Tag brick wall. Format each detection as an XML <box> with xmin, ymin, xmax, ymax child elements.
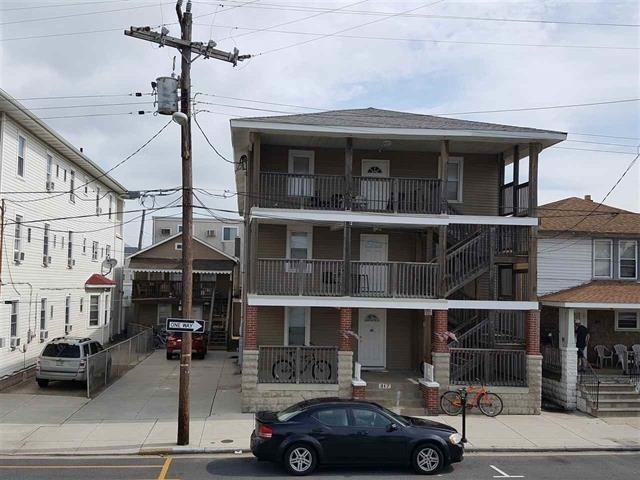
<box><xmin>526</xmin><ymin>310</ymin><xmax>541</xmax><ymax>355</ymax></box>
<box><xmin>432</xmin><ymin>310</ymin><xmax>448</xmax><ymax>353</ymax></box>
<box><xmin>245</xmin><ymin>305</ymin><xmax>258</xmax><ymax>350</ymax></box>
<box><xmin>339</xmin><ymin>308</ymin><xmax>353</xmax><ymax>351</ymax></box>
<box><xmin>586</xmin><ymin>309</ymin><xmax>640</xmax><ymax>363</ymax></box>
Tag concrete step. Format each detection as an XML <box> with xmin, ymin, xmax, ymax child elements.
<box><xmin>597</xmin><ymin>392</ymin><xmax>640</xmax><ymax>401</ymax></box>
<box><xmin>592</xmin><ymin>399</ymin><xmax>640</xmax><ymax>409</ymax></box>
<box><xmin>582</xmin><ymin>383</ymin><xmax>638</xmax><ymax>392</ymax></box>
<box><xmin>593</xmin><ymin>407</ymin><xmax>640</xmax><ymax>417</ymax></box>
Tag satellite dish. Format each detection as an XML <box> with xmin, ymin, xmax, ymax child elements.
<box><xmin>101</xmin><ymin>257</ymin><xmax>118</xmax><ymax>275</ymax></box>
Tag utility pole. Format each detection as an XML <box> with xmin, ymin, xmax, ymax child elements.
<box><xmin>137</xmin><ymin>209</ymin><xmax>146</xmax><ymax>250</ymax></box>
<box><xmin>125</xmin><ymin>0</ymin><xmax>249</xmax><ymax>446</ymax></box>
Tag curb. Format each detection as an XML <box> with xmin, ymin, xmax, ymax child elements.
<box><xmin>465</xmin><ymin>446</ymin><xmax>640</xmax><ymax>453</ymax></box>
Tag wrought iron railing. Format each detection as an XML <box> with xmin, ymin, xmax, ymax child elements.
<box><xmin>542</xmin><ymin>345</ymin><xmax>562</xmax><ymax>377</ymax></box>
<box><xmin>578</xmin><ymin>361</ymin><xmax>600</xmax><ymax>411</ymax></box>
<box><xmin>449</xmin><ymin>311</ymin><xmax>526</xmax><ymax>349</ymax></box>
<box><xmin>352</xmin><ymin>176</ymin><xmax>442</xmax><ymax>214</ymax></box>
<box><xmin>259</xmin><ymin>172</ymin><xmax>346</xmax><ymax>210</ymax></box>
<box><xmin>450</xmin><ymin>348</ymin><xmax>527</xmax><ymax>387</ymax></box>
<box><xmin>257</xmin><ymin>346</ymin><xmax>338</xmax><ymax>384</ymax></box>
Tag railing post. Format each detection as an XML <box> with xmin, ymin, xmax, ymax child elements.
<box><xmin>295</xmin><ymin>347</ymin><xmax>301</xmax><ymax>384</ymax></box>
<box><xmin>393</xmin><ymin>178</ymin><xmax>399</xmax><ymax>213</ymax></box>
<box><xmin>390</xmin><ymin>263</ymin><xmax>397</xmax><ymax>297</ymax></box>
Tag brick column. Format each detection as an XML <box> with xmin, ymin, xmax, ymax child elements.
<box><xmin>338</xmin><ymin>308</ymin><xmax>353</xmax><ymax>351</ymax></box>
<box><xmin>526</xmin><ymin>310</ymin><xmax>540</xmax><ymax>355</ymax></box>
<box><xmin>352</xmin><ymin>382</ymin><xmax>366</xmax><ymax>400</ymax></box>
<box><xmin>419</xmin><ymin>381</ymin><xmax>441</xmax><ymax>415</ymax></box>
<box><xmin>432</xmin><ymin>310</ymin><xmax>448</xmax><ymax>353</ymax></box>
<box><xmin>244</xmin><ymin>305</ymin><xmax>258</xmax><ymax>350</ymax></box>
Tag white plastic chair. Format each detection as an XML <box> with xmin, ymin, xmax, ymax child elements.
<box><xmin>613</xmin><ymin>344</ymin><xmax>629</xmax><ymax>372</ymax></box>
<box><xmin>594</xmin><ymin>345</ymin><xmax>613</xmax><ymax>368</ymax></box>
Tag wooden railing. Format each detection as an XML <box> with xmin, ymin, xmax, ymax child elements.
<box><xmin>450</xmin><ymin>311</ymin><xmax>526</xmax><ymax>349</ymax></box>
<box><xmin>500</xmin><ymin>181</ymin><xmax>531</xmax><ymax>217</ymax></box>
<box><xmin>255</xmin><ymin>259</ymin><xmax>439</xmax><ymax>298</ymax></box>
<box><xmin>445</xmin><ymin>228</ymin><xmax>491</xmax><ymax>295</ymax></box>
<box><xmin>258</xmin><ymin>172</ymin><xmax>443</xmax><ymax>214</ymax></box>
<box><xmin>496</xmin><ymin>225</ymin><xmax>529</xmax><ymax>256</ymax></box>
<box><xmin>542</xmin><ymin>345</ymin><xmax>562</xmax><ymax>377</ymax></box>
<box><xmin>257</xmin><ymin>346</ymin><xmax>338</xmax><ymax>384</ymax></box>
<box><xmin>132</xmin><ymin>280</ymin><xmax>215</xmax><ymax>300</ymax></box>
<box><xmin>450</xmin><ymin>348</ymin><xmax>527</xmax><ymax>387</ymax></box>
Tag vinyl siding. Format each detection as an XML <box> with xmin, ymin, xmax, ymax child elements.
<box><xmin>257</xmin><ymin>306</ymin><xmax>284</xmax><ymax>346</ymax></box>
<box><xmin>538</xmin><ymin>236</ymin><xmax>592</xmax><ymax>295</ymax></box>
<box><xmin>152</xmin><ymin>217</ymin><xmax>243</xmax><ymax>256</ymax></box>
<box><xmin>0</xmin><ymin>115</ymin><xmax>125</xmax><ymax>376</ymax></box>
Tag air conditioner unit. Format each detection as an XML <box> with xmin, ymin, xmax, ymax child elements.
<box><xmin>10</xmin><ymin>337</ymin><xmax>21</xmax><ymax>349</ymax></box>
<box><xmin>206</xmin><ymin>229</ymin><xmax>216</xmax><ymax>237</ymax></box>
<box><xmin>46</xmin><ymin>181</ymin><xmax>55</xmax><ymax>191</ymax></box>
<box><xmin>0</xmin><ymin>338</ymin><xmax>5</xmax><ymax>348</ymax></box>
<box><xmin>43</xmin><ymin>255</ymin><xmax>49</xmax><ymax>266</ymax></box>
<box><xmin>40</xmin><ymin>330</ymin><xmax>49</xmax><ymax>342</ymax></box>
<box><xmin>65</xmin><ymin>325</ymin><xmax>73</xmax><ymax>335</ymax></box>
<box><xmin>67</xmin><ymin>258</ymin><xmax>75</xmax><ymax>268</ymax></box>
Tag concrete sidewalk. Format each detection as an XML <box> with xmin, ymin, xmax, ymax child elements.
<box><xmin>1</xmin><ymin>350</ymin><xmax>639</xmax><ymax>455</ymax></box>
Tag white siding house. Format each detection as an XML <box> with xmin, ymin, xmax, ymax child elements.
<box><xmin>0</xmin><ymin>90</ymin><xmax>127</xmax><ymax>377</ymax></box>
<box><xmin>538</xmin><ymin>236</ymin><xmax>592</xmax><ymax>295</ymax></box>
<box><xmin>152</xmin><ymin>216</ymin><xmax>242</xmax><ymax>257</ymax></box>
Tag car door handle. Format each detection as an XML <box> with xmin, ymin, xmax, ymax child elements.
<box><xmin>311</xmin><ymin>428</ymin><xmax>328</xmax><ymax>434</ymax></box>
<box><xmin>356</xmin><ymin>430</ymin><xmax>369</xmax><ymax>436</ymax></box>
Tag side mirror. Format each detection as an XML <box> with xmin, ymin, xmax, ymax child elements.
<box><xmin>387</xmin><ymin>423</ymin><xmax>398</xmax><ymax>432</ymax></box>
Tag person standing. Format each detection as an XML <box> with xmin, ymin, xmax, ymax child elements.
<box><xmin>575</xmin><ymin>320</ymin><xmax>590</xmax><ymax>371</ymax></box>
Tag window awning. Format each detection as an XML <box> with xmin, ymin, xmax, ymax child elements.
<box><xmin>85</xmin><ymin>273</ymin><xmax>116</xmax><ymax>289</ymax></box>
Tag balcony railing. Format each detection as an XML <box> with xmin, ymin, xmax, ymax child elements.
<box><xmin>259</xmin><ymin>172</ymin><xmax>443</xmax><ymax>214</ymax></box>
<box><xmin>255</xmin><ymin>259</ymin><xmax>439</xmax><ymax>298</ymax></box>
<box><xmin>258</xmin><ymin>346</ymin><xmax>338</xmax><ymax>384</ymax></box>
<box><xmin>132</xmin><ymin>280</ymin><xmax>216</xmax><ymax>300</ymax></box>
<box><xmin>450</xmin><ymin>348</ymin><xmax>527</xmax><ymax>387</ymax></box>
<box><xmin>500</xmin><ymin>181</ymin><xmax>530</xmax><ymax>217</ymax></box>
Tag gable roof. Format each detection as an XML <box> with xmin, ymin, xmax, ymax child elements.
<box><xmin>127</xmin><ymin>232</ymin><xmax>238</xmax><ymax>263</ymax></box>
<box><xmin>232</xmin><ymin>107</ymin><xmax>566</xmax><ymax>137</ymax></box>
<box><xmin>540</xmin><ymin>280</ymin><xmax>640</xmax><ymax>308</ymax></box>
<box><xmin>538</xmin><ymin>197</ymin><xmax>640</xmax><ymax>235</ymax></box>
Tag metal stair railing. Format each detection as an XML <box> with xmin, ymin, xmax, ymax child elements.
<box><xmin>445</xmin><ymin>227</ymin><xmax>491</xmax><ymax>296</ymax></box>
<box><xmin>578</xmin><ymin>361</ymin><xmax>601</xmax><ymax>411</ymax></box>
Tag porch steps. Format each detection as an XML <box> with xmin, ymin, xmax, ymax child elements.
<box><xmin>580</xmin><ymin>382</ymin><xmax>640</xmax><ymax>417</ymax></box>
<box><xmin>363</xmin><ymin>378</ymin><xmax>426</xmax><ymax>415</ymax></box>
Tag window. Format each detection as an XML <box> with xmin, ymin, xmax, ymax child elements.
<box><xmin>446</xmin><ymin>157</ymin><xmax>463</xmax><ymax>202</ymax></box>
<box><xmin>104</xmin><ymin>294</ymin><xmax>110</xmax><ymax>325</ymax></box>
<box><xmin>593</xmin><ymin>239</ymin><xmax>613</xmax><ymax>278</ymax></box>
<box><xmin>43</xmin><ymin>223</ymin><xmax>50</xmax><ymax>263</ymax></box>
<box><xmin>10</xmin><ymin>301</ymin><xmax>19</xmax><ymax>337</ymax></box>
<box><xmin>14</xmin><ymin>215</ymin><xmax>22</xmax><ymax>263</ymax></box>
<box><xmin>53</xmin><ymin>235</ymin><xmax>57</xmax><ymax>248</ymax></box>
<box><xmin>69</xmin><ymin>171</ymin><xmax>75</xmax><ymax>203</ymax></box>
<box><xmin>17</xmin><ymin>135</ymin><xmax>25</xmax><ymax>177</ymax></box>
<box><xmin>96</xmin><ymin>187</ymin><xmax>100</xmax><ymax>215</ymax></box>
<box><xmin>615</xmin><ymin>311</ymin><xmax>639</xmax><ymax>331</ymax></box>
<box><xmin>42</xmin><ymin>343</ymin><xmax>79</xmax><ymax>358</ymax></box>
<box><xmin>619</xmin><ymin>240</ymin><xmax>637</xmax><ymax>279</ymax></box>
<box><xmin>105</xmin><ymin>244</ymin><xmax>111</xmax><ymax>258</ymax></box>
<box><xmin>223</xmin><ymin>227</ymin><xmax>239</xmax><ymax>241</ymax></box>
<box><xmin>89</xmin><ymin>295</ymin><xmax>100</xmax><ymax>326</ymax></box>
<box><xmin>100</xmin><ymin>247</ymin><xmax>104</xmax><ymax>259</ymax></box>
<box><xmin>108</xmin><ymin>194</ymin><xmax>113</xmax><ymax>220</ymax></box>
<box><xmin>287</xmin><ymin>150</ymin><xmax>314</xmax><ymax>197</ymax></box>
<box><xmin>498</xmin><ymin>265</ymin><xmax>513</xmax><ymax>300</ymax></box>
<box><xmin>67</xmin><ymin>231</ymin><xmax>73</xmax><ymax>267</ymax></box>
<box><xmin>61</xmin><ymin>236</ymin><xmax>65</xmax><ymax>249</ymax></box>
<box><xmin>285</xmin><ymin>307</ymin><xmax>310</xmax><ymax>346</ymax></box>
<box><xmin>313</xmin><ymin>408</ymin><xmax>349</xmax><ymax>427</ymax></box>
<box><xmin>40</xmin><ymin>299</ymin><xmax>47</xmax><ymax>331</ymax></box>
<box><xmin>286</xmin><ymin>226</ymin><xmax>311</xmax><ymax>272</ymax></box>
<box><xmin>178</xmin><ymin>225</ymin><xmax>183</xmax><ymax>233</ymax></box>
<box><xmin>82</xmin><ymin>237</ymin><xmax>87</xmax><ymax>255</ymax></box>
<box><xmin>79</xmin><ymin>297</ymin><xmax>84</xmax><ymax>313</ymax></box>
<box><xmin>63</xmin><ymin>169</ymin><xmax>67</xmax><ymax>182</ymax></box>
<box><xmin>27</xmin><ymin>228</ymin><xmax>31</xmax><ymax>243</ymax></box>
<box><xmin>65</xmin><ymin>296</ymin><xmax>70</xmax><ymax>327</ymax></box>
<box><xmin>175</xmin><ymin>242</ymin><xmax>182</xmax><ymax>251</ymax></box>
<box><xmin>351</xmin><ymin>408</ymin><xmax>391</xmax><ymax>428</ymax></box>
<box><xmin>92</xmin><ymin>241</ymin><xmax>98</xmax><ymax>261</ymax></box>
<box><xmin>160</xmin><ymin>228</ymin><xmax>171</xmax><ymax>236</ymax></box>
<box><xmin>56</xmin><ymin>164</ymin><xmax>59</xmax><ymax>178</ymax></box>
<box><xmin>84</xmin><ymin>178</ymin><xmax>89</xmax><ymax>195</ymax></box>
<box><xmin>46</xmin><ymin>154</ymin><xmax>53</xmax><ymax>189</ymax></box>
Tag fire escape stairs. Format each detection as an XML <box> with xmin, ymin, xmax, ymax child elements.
<box><xmin>444</xmin><ymin>226</ymin><xmax>492</xmax><ymax>297</ymax></box>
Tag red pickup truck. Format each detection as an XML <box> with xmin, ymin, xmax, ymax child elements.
<box><xmin>166</xmin><ymin>332</ymin><xmax>208</xmax><ymax>360</ymax></box>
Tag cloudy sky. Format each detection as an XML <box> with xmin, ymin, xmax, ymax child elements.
<box><xmin>1</xmin><ymin>0</ymin><xmax>638</xmax><ymax>247</ymax></box>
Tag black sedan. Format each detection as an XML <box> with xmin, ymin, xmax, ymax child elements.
<box><xmin>250</xmin><ymin>398</ymin><xmax>463</xmax><ymax>476</ymax></box>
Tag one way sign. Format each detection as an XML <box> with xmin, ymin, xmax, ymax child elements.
<box><xmin>166</xmin><ymin>318</ymin><xmax>205</xmax><ymax>334</ymax></box>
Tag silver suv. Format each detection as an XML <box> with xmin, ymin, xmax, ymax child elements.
<box><xmin>36</xmin><ymin>337</ymin><xmax>109</xmax><ymax>387</ymax></box>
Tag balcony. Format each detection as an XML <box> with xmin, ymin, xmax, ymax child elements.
<box><xmin>259</xmin><ymin>172</ymin><xmax>443</xmax><ymax>215</ymax></box>
<box><xmin>132</xmin><ymin>280</ymin><xmax>216</xmax><ymax>300</ymax></box>
<box><xmin>256</xmin><ymin>259</ymin><xmax>439</xmax><ymax>298</ymax></box>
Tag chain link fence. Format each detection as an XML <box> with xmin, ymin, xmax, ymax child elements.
<box><xmin>86</xmin><ymin>325</ymin><xmax>154</xmax><ymax>398</ymax></box>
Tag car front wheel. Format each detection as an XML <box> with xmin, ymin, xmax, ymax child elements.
<box><xmin>412</xmin><ymin>444</ymin><xmax>444</xmax><ymax>475</ymax></box>
<box><xmin>284</xmin><ymin>443</ymin><xmax>317</xmax><ymax>476</ymax></box>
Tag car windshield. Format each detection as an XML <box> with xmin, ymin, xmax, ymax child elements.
<box><xmin>277</xmin><ymin>403</ymin><xmax>306</xmax><ymax>422</ymax></box>
<box><xmin>42</xmin><ymin>343</ymin><xmax>81</xmax><ymax>358</ymax></box>
<box><xmin>377</xmin><ymin>405</ymin><xmax>410</xmax><ymax>426</ymax></box>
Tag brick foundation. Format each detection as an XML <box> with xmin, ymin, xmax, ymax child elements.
<box><xmin>352</xmin><ymin>384</ymin><xmax>366</xmax><ymax>400</ymax></box>
<box><xmin>420</xmin><ymin>381</ymin><xmax>440</xmax><ymax>415</ymax></box>
<box><xmin>245</xmin><ymin>305</ymin><xmax>258</xmax><ymax>350</ymax></box>
<box><xmin>339</xmin><ymin>308</ymin><xmax>353</xmax><ymax>351</ymax></box>
<box><xmin>432</xmin><ymin>310</ymin><xmax>448</xmax><ymax>353</ymax></box>
<box><xmin>526</xmin><ymin>310</ymin><xmax>540</xmax><ymax>355</ymax></box>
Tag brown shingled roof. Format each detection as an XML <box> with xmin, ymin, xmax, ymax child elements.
<box><xmin>540</xmin><ymin>281</ymin><xmax>640</xmax><ymax>304</ymax></box>
<box><xmin>538</xmin><ymin>196</ymin><xmax>640</xmax><ymax>235</ymax></box>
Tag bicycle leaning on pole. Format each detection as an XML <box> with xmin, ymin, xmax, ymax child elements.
<box><xmin>440</xmin><ymin>384</ymin><xmax>504</xmax><ymax>417</ymax></box>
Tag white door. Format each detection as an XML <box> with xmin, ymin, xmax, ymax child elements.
<box><xmin>361</xmin><ymin>159</ymin><xmax>390</xmax><ymax>210</ymax></box>
<box><xmin>358</xmin><ymin>309</ymin><xmax>386</xmax><ymax>368</ymax></box>
<box><xmin>288</xmin><ymin>150</ymin><xmax>314</xmax><ymax>197</ymax></box>
<box><xmin>359</xmin><ymin>234</ymin><xmax>388</xmax><ymax>294</ymax></box>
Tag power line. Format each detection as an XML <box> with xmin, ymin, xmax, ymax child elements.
<box><xmin>14</xmin><ymin>92</ymin><xmax>152</xmax><ymax>101</ymax></box>
<box><xmin>39</xmin><ymin>111</ymin><xmax>154</xmax><ymax>120</ymax></box>
<box><xmin>193</xmin><ymin>112</ymin><xmax>236</xmax><ymax>164</ymax></box>
<box><xmin>0</xmin><ymin>0</ymin><xmax>131</xmax><ymax>11</ymax></box>
<box><xmin>436</xmin><ymin>98</ymin><xmax>640</xmax><ymax>115</ymax></box>
<box><xmin>2</xmin><ymin>101</ymin><xmax>154</xmax><ymax>112</ymax></box>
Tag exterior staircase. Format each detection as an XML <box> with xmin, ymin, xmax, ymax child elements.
<box><xmin>445</xmin><ymin>226</ymin><xmax>491</xmax><ymax>296</ymax></box>
<box><xmin>578</xmin><ymin>382</ymin><xmax>640</xmax><ymax>417</ymax></box>
<box><xmin>207</xmin><ymin>317</ymin><xmax>228</xmax><ymax>350</ymax></box>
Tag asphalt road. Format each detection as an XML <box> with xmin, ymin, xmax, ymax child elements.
<box><xmin>1</xmin><ymin>452</ymin><xmax>639</xmax><ymax>479</ymax></box>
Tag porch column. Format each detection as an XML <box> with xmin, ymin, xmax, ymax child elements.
<box><xmin>438</xmin><ymin>140</ymin><xmax>449</xmax><ymax>214</ymax></box>
<box><xmin>437</xmin><ymin>226</ymin><xmax>447</xmax><ymax>298</ymax></box>
<box><xmin>558</xmin><ymin>307</ymin><xmax>578</xmax><ymax>410</ymax></box>
<box><xmin>513</xmin><ymin>145</ymin><xmax>520</xmax><ymax>215</ymax></box>
<box><xmin>244</xmin><ymin>305</ymin><xmax>258</xmax><ymax>350</ymax></box>
<box><xmin>528</xmin><ymin>143</ymin><xmax>540</xmax><ymax>302</ymax></box>
<box><xmin>249</xmin><ymin>132</ymin><xmax>261</xmax><ymax>208</ymax></box>
<box><xmin>343</xmin><ymin>222</ymin><xmax>352</xmax><ymax>296</ymax></box>
<box><xmin>338</xmin><ymin>308</ymin><xmax>353</xmax><ymax>351</ymax></box>
<box><xmin>344</xmin><ymin>137</ymin><xmax>353</xmax><ymax>210</ymax></box>
<box><xmin>526</xmin><ymin>310</ymin><xmax>540</xmax><ymax>355</ymax></box>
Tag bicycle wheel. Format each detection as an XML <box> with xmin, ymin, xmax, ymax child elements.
<box><xmin>312</xmin><ymin>360</ymin><xmax>332</xmax><ymax>382</ymax></box>
<box><xmin>478</xmin><ymin>392</ymin><xmax>503</xmax><ymax>417</ymax></box>
<box><xmin>440</xmin><ymin>391</ymin><xmax>463</xmax><ymax>416</ymax></box>
<box><xmin>272</xmin><ymin>360</ymin><xmax>294</xmax><ymax>381</ymax></box>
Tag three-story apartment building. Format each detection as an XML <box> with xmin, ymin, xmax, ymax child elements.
<box><xmin>0</xmin><ymin>89</ymin><xmax>127</xmax><ymax>378</ymax></box>
<box><xmin>232</xmin><ymin>108</ymin><xmax>566</xmax><ymax>414</ymax></box>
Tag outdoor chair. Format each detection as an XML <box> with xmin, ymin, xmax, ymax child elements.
<box><xmin>632</xmin><ymin>344</ymin><xmax>640</xmax><ymax>366</ymax></box>
<box><xmin>613</xmin><ymin>344</ymin><xmax>629</xmax><ymax>372</ymax></box>
<box><xmin>594</xmin><ymin>345</ymin><xmax>613</xmax><ymax>369</ymax></box>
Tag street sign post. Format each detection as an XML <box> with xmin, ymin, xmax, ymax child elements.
<box><xmin>166</xmin><ymin>318</ymin><xmax>205</xmax><ymax>334</ymax></box>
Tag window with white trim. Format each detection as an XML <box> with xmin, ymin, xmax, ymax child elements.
<box><xmin>92</xmin><ymin>241</ymin><xmax>98</xmax><ymax>261</ymax></box>
<box><xmin>89</xmin><ymin>295</ymin><xmax>100</xmax><ymax>327</ymax></box>
<box><xmin>108</xmin><ymin>194</ymin><xmax>113</xmax><ymax>220</ymax></box>
<box><xmin>175</xmin><ymin>242</ymin><xmax>182</xmax><ymax>251</ymax></box>
<box><xmin>14</xmin><ymin>215</ymin><xmax>23</xmax><ymax>263</ymax></box>
<box><xmin>160</xmin><ymin>228</ymin><xmax>171</xmax><ymax>236</ymax></box>
<box><xmin>65</xmin><ymin>296</ymin><xmax>70</xmax><ymax>327</ymax></box>
<box><xmin>43</xmin><ymin>223</ymin><xmax>50</xmax><ymax>263</ymax></box>
<box><xmin>615</xmin><ymin>311</ymin><xmax>639</xmax><ymax>331</ymax></box>
<box><xmin>69</xmin><ymin>171</ymin><xmax>75</xmax><ymax>203</ymax></box>
<box><xmin>446</xmin><ymin>157</ymin><xmax>463</xmax><ymax>202</ymax></box>
<box><xmin>593</xmin><ymin>239</ymin><xmax>613</xmax><ymax>278</ymax></box>
<box><xmin>67</xmin><ymin>231</ymin><xmax>73</xmax><ymax>267</ymax></box>
<box><xmin>223</xmin><ymin>226</ymin><xmax>238</xmax><ymax>241</ymax></box>
<box><xmin>285</xmin><ymin>306</ymin><xmax>310</xmax><ymax>346</ymax></box>
<box><xmin>286</xmin><ymin>226</ymin><xmax>312</xmax><ymax>272</ymax></box>
<box><xmin>96</xmin><ymin>187</ymin><xmax>100</xmax><ymax>215</ymax></box>
<box><xmin>17</xmin><ymin>135</ymin><xmax>26</xmax><ymax>177</ymax></box>
<box><xmin>46</xmin><ymin>154</ymin><xmax>53</xmax><ymax>189</ymax></box>
<box><xmin>104</xmin><ymin>294</ymin><xmax>110</xmax><ymax>325</ymax></box>
<box><xmin>40</xmin><ymin>298</ymin><xmax>47</xmax><ymax>331</ymax></box>
<box><xmin>82</xmin><ymin>237</ymin><xmax>87</xmax><ymax>255</ymax></box>
<box><xmin>619</xmin><ymin>240</ymin><xmax>637</xmax><ymax>279</ymax></box>
<box><xmin>10</xmin><ymin>301</ymin><xmax>19</xmax><ymax>337</ymax></box>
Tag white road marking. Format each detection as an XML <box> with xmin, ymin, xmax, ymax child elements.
<box><xmin>490</xmin><ymin>464</ymin><xmax>524</xmax><ymax>478</ymax></box>
<box><xmin>408</xmin><ymin>378</ymin><xmax>418</xmax><ymax>384</ymax></box>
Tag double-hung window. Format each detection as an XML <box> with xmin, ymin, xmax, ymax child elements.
<box><xmin>96</xmin><ymin>187</ymin><xmax>100</xmax><ymax>215</ymax></box>
<box><xmin>14</xmin><ymin>215</ymin><xmax>23</xmax><ymax>263</ymax></box>
<box><xmin>67</xmin><ymin>231</ymin><xmax>73</xmax><ymax>268</ymax></box>
<box><xmin>223</xmin><ymin>226</ymin><xmax>238</xmax><ymax>241</ymax></box>
<box><xmin>285</xmin><ymin>306</ymin><xmax>310</xmax><ymax>346</ymax></box>
<box><xmin>108</xmin><ymin>194</ymin><xmax>113</xmax><ymax>220</ymax></box>
<box><xmin>593</xmin><ymin>239</ymin><xmax>613</xmax><ymax>278</ymax></box>
<box><xmin>82</xmin><ymin>237</ymin><xmax>87</xmax><ymax>255</ymax></box>
<box><xmin>17</xmin><ymin>135</ymin><xmax>26</xmax><ymax>177</ymax></box>
<box><xmin>619</xmin><ymin>240</ymin><xmax>637</xmax><ymax>279</ymax></box>
<box><xmin>40</xmin><ymin>299</ymin><xmax>47</xmax><ymax>331</ymax></box>
<box><xmin>286</xmin><ymin>226</ymin><xmax>311</xmax><ymax>272</ymax></box>
<box><xmin>104</xmin><ymin>294</ymin><xmax>110</xmax><ymax>325</ymax></box>
<box><xmin>615</xmin><ymin>311</ymin><xmax>639</xmax><ymax>331</ymax></box>
<box><xmin>64</xmin><ymin>296</ymin><xmax>70</xmax><ymax>328</ymax></box>
<box><xmin>10</xmin><ymin>301</ymin><xmax>19</xmax><ymax>337</ymax></box>
<box><xmin>89</xmin><ymin>295</ymin><xmax>100</xmax><ymax>326</ymax></box>
<box><xmin>287</xmin><ymin>150</ymin><xmax>314</xmax><ymax>197</ymax></box>
<box><xmin>69</xmin><ymin>171</ymin><xmax>75</xmax><ymax>203</ymax></box>
<box><xmin>92</xmin><ymin>241</ymin><xmax>98</xmax><ymax>261</ymax></box>
<box><xmin>446</xmin><ymin>157</ymin><xmax>463</xmax><ymax>203</ymax></box>
<box><xmin>46</xmin><ymin>154</ymin><xmax>53</xmax><ymax>189</ymax></box>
